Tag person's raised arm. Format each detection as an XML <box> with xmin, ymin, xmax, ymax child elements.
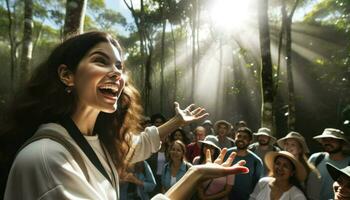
<box><xmin>157</xmin><ymin>102</ymin><xmax>208</xmax><ymax>141</ymax></box>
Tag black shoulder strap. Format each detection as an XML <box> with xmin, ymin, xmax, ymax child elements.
<box><xmin>18</xmin><ymin>129</ymin><xmax>90</xmax><ymax>183</ymax></box>
<box><xmin>314</xmin><ymin>153</ymin><xmax>326</xmax><ymax>167</ymax></box>
<box><xmin>249</xmin><ymin>144</ymin><xmax>256</xmax><ymax>152</ymax></box>
<box><xmin>60</xmin><ymin>116</ymin><xmax>114</xmax><ymax>187</ymax></box>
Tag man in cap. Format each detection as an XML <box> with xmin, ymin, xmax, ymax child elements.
<box><xmin>214</xmin><ymin>120</ymin><xmax>235</xmax><ymax>149</ymax></box>
<box><xmin>226</xmin><ymin>127</ymin><xmax>263</xmax><ymax>200</ymax></box>
<box><xmin>326</xmin><ymin>163</ymin><xmax>350</xmax><ymax>200</ymax></box>
<box><xmin>249</xmin><ymin>127</ymin><xmax>280</xmax><ymax>175</ymax></box>
<box><xmin>308</xmin><ymin>128</ymin><xmax>350</xmax><ymax>200</ymax></box>
<box><xmin>202</xmin><ymin>119</ymin><xmax>215</xmax><ymax>135</ymax></box>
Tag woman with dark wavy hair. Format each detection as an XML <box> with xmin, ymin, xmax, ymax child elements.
<box><xmin>2</xmin><ymin>31</ymin><xmax>248</xmax><ymax>200</ymax></box>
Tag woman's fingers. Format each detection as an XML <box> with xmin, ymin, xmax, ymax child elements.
<box><xmin>214</xmin><ymin>148</ymin><xmax>227</xmax><ymax>164</ymax></box>
<box><xmin>185</xmin><ymin>104</ymin><xmax>195</xmax><ymax>111</ymax></box>
<box><xmin>205</xmin><ymin>149</ymin><xmax>212</xmax><ymax>163</ymax></box>
<box><xmin>235</xmin><ymin>160</ymin><xmax>246</xmax><ymax>166</ymax></box>
<box><xmin>223</xmin><ymin>151</ymin><xmax>237</xmax><ymax>166</ymax></box>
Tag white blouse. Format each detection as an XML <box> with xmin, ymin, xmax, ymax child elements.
<box><xmin>249</xmin><ymin>177</ymin><xmax>306</xmax><ymax>200</ymax></box>
<box><xmin>4</xmin><ymin>123</ymin><xmax>168</xmax><ymax>200</ymax></box>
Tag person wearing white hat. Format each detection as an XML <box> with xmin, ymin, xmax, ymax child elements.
<box><xmin>308</xmin><ymin>128</ymin><xmax>350</xmax><ymax>200</ymax></box>
<box><xmin>249</xmin><ymin>127</ymin><xmax>280</xmax><ymax>176</ymax></box>
<box><xmin>277</xmin><ymin>131</ymin><xmax>321</xmax><ymax>200</ymax></box>
<box><xmin>326</xmin><ymin>163</ymin><xmax>350</xmax><ymax>200</ymax></box>
<box><xmin>250</xmin><ymin>151</ymin><xmax>307</xmax><ymax>200</ymax></box>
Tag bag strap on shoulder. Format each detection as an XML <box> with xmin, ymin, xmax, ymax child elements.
<box><xmin>313</xmin><ymin>153</ymin><xmax>326</xmax><ymax>167</ymax></box>
<box><xmin>18</xmin><ymin>129</ymin><xmax>90</xmax><ymax>183</ymax></box>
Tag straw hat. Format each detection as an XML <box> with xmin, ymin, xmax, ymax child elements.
<box><xmin>326</xmin><ymin>163</ymin><xmax>350</xmax><ymax>181</ymax></box>
<box><xmin>265</xmin><ymin>151</ymin><xmax>307</xmax><ymax>182</ymax></box>
<box><xmin>254</xmin><ymin>127</ymin><xmax>277</xmax><ymax>144</ymax></box>
<box><xmin>198</xmin><ymin>135</ymin><xmax>221</xmax><ymax>151</ymax></box>
<box><xmin>313</xmin><ymin>128</ymin><xmax>349</xmax><ymax>144</ymax></box>
<box><xmin>277</xmin><ymin>132</ymin><xmax>310</xmax><ymax>153</ymax></box>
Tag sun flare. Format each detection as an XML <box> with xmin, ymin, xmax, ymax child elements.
<box><xmin>209</xmin><ymin>0</ymin><xmax>252</xmax><ymax>31</ymax></box>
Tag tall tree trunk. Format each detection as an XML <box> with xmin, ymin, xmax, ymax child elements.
<box><xmin>258</xmin><ymin>0</ymin><xmax>274</xmax><ymax>129</ymax></box>
<box><xmin>5</xmin><ymin>0</ymin><xmax>17</xmax><ymax>91</ymax></box>
<box><xmin>276</xmin><ymin>1</ymin><xmax>286</xmax><ymax>93</ymax></box>
<box><xmin>123</xmin><ymin>0</ymin><xmax>152</xmax><ymax>112</ymax></box>
<box><xmin>216</xmin><ymin>37</ymin><xmax>223</xmax><ymax>119</ymax></box>
<box><xmin>285</xmin><ymin>0</ymin><xmax>300</xmax><ymax>131</ymax></box>
<box><xmin>170</xmin><ymin>24</ymin><xmax>177</xmax><ymax>103</ymax></box>
<box><xmin>160</xmin><ymin>9</ymin><xmax>166</xmax><ymax>113</ymax></box>
<box><xmin>190</xmin><ymin>0</ymin><xmax>197</xmax><ymax>103</ymax></box>
<box><xmin>63</xmin><ymin>0</ymin><xmax>87</xmax><ymax>38</ymax></box>
<box><xmin>19</xmin><ymin>0</ymin><xmax>33</xmax><ymax>86</ymax></box>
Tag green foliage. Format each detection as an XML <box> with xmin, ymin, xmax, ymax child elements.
<box><xmin>304</xmin><ymin>0</ymin><xmax>350</xmax><ymax>32</ymax></box>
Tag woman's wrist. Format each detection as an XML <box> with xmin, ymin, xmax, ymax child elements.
<box><xmin>165</xmin><ymin>167</ymin><xmax>201</xmax><ymax>199</ymax></box>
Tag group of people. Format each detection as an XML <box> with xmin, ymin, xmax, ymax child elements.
<box><xmin>0</xmin><ymin>31</ymin><xmax>349</xmax><ymax>200</ymax></box>
<box><xmin>121</xmin><ymin>113</ymin><xmax>350</xmax><ymax>200</ymax></box>
<box><xmin>135</xmin><ymin>116</ymin><xmax>349</xmax><ymax>200</ymax></box>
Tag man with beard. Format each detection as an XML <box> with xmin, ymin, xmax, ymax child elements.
<box><xmin>308</xmin><ymin>128</ymin><xmax>350</xmax><ymax>200</ymax></box>
<box><xmin>249</xmin><ymin>127</ymin><xmax>280</xmax><ymax>176</ymax></box>
<box><xmin>226</xmin><ymin>127</ymin><xmax>263</xmax><ymax>200</ymax></box>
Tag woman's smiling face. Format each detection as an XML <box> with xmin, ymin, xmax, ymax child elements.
<box><xmin>273</xmin><ymin>156</ymin><xmax>295</xmax><ymax>181</ymax></box>
<box><xmin>170</xmin><ymin>142</ymin><xmax>185</xmax><ymax>162</ymax></box>
<box><xmin>284</xmin><ymin>138</ymin><xmax>302</xmax><ymax>158</ymax></box>
<box><xmin>73</xmin><ymin>42</ymin><xmax>125</xmax><ymax>113</ymax></box>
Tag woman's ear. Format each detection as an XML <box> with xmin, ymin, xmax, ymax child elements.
<box><xmin>58</xmin><ymin>64</ymin><xmax>74</xmax><ymax>86</ymax></box>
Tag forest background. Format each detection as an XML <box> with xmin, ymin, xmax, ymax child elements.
<box><xmin>0</xmin><ymin>0</ymin><xmax>349</xmax><ymax>152</ymax></box>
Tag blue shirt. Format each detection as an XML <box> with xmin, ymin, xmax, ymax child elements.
<box><xmin>308</xmin><ymin>152</ymin><xmax>350</xmax><ymax>200</ymax></box>
<box><xmin>120</xmin><ymin>161</ymin><xmax>156</xmax><ymax>200</ymax></box>
<box><xmin>226</xmin><ymin>147</ymin><xmax>263</xmax><ymax>200</ymax></box>
<box><xmin>161</xmin><ymin>161</ymin><xmax>190</xmax><ymax>192</ymax></box>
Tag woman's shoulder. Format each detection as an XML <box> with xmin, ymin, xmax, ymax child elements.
<box><xmin>15</xmin><ymin>138</ymin><xmax>74</xmax><ymax>169</ymax></box>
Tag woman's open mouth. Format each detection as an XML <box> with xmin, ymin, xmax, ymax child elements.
<box><xmin>98</xmin><ymin>84</ymin><xmax>119</xmax><ymax>99</ymax></box>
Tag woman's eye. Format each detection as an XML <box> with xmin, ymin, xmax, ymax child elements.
<box><xmin>94</xmin><ymin>57</ymin><xmax>108</xmax><ymax>65</ymax></box>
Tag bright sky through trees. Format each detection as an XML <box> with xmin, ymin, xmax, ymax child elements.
<box><xmin>209</xmin><ymin>0</ymin><xmax>253</xmax><ymax>31</ymax></box>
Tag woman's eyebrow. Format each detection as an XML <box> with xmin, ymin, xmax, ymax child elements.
<box><xmin>89</xmin><ymin>50</ymin><xmax>111</xmax><ymax>60</ymax></box>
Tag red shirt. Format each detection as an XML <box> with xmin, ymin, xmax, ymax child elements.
<box><xmin>186</xmin><ymin>142</ymin><xmax>201</xmax><ymax>163</ymax></box>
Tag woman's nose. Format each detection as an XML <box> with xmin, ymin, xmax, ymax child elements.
<box><xmin>108</xmin><ymin>69</ymin><xmax>122</xmax><ymax>81</ymax></box>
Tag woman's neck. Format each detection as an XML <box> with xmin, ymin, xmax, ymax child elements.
<box><xmin>273</xmin><ymin>177</ymin><xmax>291</xmax><ymax>189</ymax></box>
<box><xmin>71</xmin><ymin>106</ymin><xmax>99</xmax><ymax>136</ymax></box>
<box><xmin>172</xmin><ymin>160</ymin><xmax>182</xmax><ymax>168</ymax></box>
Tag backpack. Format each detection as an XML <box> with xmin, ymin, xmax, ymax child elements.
<box><xmin>311</xmin><ymin>152</ymin><xmax>350</xmax><ymax>167</ymax></box>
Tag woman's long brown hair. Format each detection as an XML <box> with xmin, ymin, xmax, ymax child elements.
<box><xmin>0</xmin><ymin>31</ymin><xmax>143</xmax><ymax>171</ymax></box>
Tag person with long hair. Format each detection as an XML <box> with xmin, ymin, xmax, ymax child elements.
<box><xmin>161</xmin><ymin>140</ymin><xmax>191</xmax><ymax>193</ymax></box>
<box><xmin>277</xmin><ymin>131</ymin><xmax>321</xmax><ymax>200</ymax></box>
<box><xmin>1</xmin><ymin>31</ymin><xmax>248</xmax><ymax>200</ymax></box>
<box><xmin>250</xmin><ymin>151</ymin><xmax>307</xmax><ymax>200</ymax></box>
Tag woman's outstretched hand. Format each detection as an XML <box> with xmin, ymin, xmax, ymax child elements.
<box><xmin>174</xmin><ymin>102</ymin><xmax>209</xmax><ymax>127</ymax></box>
<box><xmin>193</xmin><ymin>148</ymin><xmax>248</xmax><ymax>181</ymax></box>
<box><xmin>157</xmin><ymin>102</ymin><xmax>209</xmax><ymax>141</ymax></box>
<box><xmin>165</xmin><ymin>148</ymin><xmax>248</xmax><ymax>199</ymax></box>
